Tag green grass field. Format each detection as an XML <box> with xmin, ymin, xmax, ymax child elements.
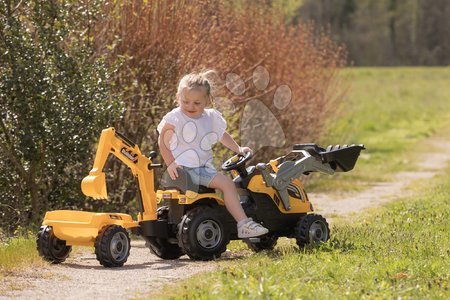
<box><xmin>152</xmin><ymin>164</ymin><xmax>450</xmax><ymax>299</ymax></box>
<box><xmin>310</xmin><ymin>67</ymin><xmax>450</xmax><ymax>192</ymax></box>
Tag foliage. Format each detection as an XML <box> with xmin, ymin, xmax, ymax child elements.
<box><xmin>152</xmin><ymin>164</ymin><xmax>450</xmax><ymax>299</ymax></box>
<box><xmin>92</xmin><ymin>0</ymin><xmax>345</xmax><ymax>210</ymax></box>
<box><xmin>295</xmin><ymin>0</ymin><xmax>450</xmax><ymax>65</ymax></box>
<box><xmin>0</xmin><ymin>0</ymin><xmax>122</xmax><ymax>230</ymax></box>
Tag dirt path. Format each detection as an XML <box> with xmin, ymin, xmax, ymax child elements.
<box><xmin>2</xmin><ymin>137</ymin><xmax>450</xmax><ymax>300</ymax></box>
<box><xmin>1</xmin><ymin>241</ymin><xmax>218</xmax><ymax>299</ymax></box>
<box><xmin>310</xmin><ymin>138</ymin><xmax>450</xmax><ymax>218</ymax></box>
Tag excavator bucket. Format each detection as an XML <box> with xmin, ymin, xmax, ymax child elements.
<box><xmin>81</xmin><ymin>172</ymin><xmax>107</xmax><ymax>200</ymax></box>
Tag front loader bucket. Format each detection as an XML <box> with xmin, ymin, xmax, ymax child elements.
<box><xmin>293</xmin><ymin>143</ymin><xmax>365</xmax><ymax>172</ymax></box>
<box><xmin>321</xmin><ymin>145</ymin><xmax>365</xmax><ymax>172</ymax></box>
<box><xmin>81</xmin><ymin>172</ymin><xmax>107</xmax><ymax>199</ymax></box>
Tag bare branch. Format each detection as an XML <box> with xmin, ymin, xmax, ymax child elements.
<box><xmin>10</xmin><ymin>0</ymin><xmax>23</xmax><ymax>15</ymax></box>
<box><xmin>0</xmin><ymin>141</ymin><xmax>29</xmax><ymax>183</ymax></box>
<box><xmin>0</xmin><ymin>118</ymin><xmax>29</xmax><ymax>182</ymax></box>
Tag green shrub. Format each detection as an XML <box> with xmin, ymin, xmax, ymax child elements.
<box><xmin>0</xmin><ymin>1</ymin><xmax>122</xmax><ymax>230</ymax></box>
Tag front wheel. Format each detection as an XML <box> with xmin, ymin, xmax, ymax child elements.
<box><xmin>36</xmin><ymin>226</ymin><xmax>72</xmax><ymax>263</ymax></box>
<box><xmin>178</xmin><ymin>206</ymin><xmax>229</xmax><ymax>261</ymax></box>
<box><xmin>95</xmin><ymin>225</ymin><xmax>130</xmax><ymax>267</ymax></box>
<box><xmin>295</xmin><ymin>214</ymin><xmax>329</xmax><ymax>248</ymax></box>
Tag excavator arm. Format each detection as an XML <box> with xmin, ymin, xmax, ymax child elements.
<box><xmin>81</xmin><ymin>127</ymin><xmax>160</xmax><ymax>221</ymax></box>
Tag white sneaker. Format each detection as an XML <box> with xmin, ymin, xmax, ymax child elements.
<box><xmin>237</xmin><ymin>219</ymin><xmax>269</xmax><ymax>238</ymax></box>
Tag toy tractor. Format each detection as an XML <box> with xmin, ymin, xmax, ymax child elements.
<box><xmin>37</xmin><ymin>127</ymin><xmax>364</xmax><ymax>267</ymax></box>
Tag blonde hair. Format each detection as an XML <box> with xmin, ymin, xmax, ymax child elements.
<box><xmin>176</xmin><ymin>70</ymin><xmax>216</xmax><ymax>104</ymax></box>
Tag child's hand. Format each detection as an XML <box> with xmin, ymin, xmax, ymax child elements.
<box><xmin>167</xmin><ymin>162</ymin><xmax>181</xmax><ymax>180</ymax></box>
<box><xmin>239</xmin><ymin>146</ymin><xmax>253</xmax><ymax>155</ymax></box>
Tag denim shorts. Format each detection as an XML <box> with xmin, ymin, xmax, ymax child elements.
<box><xmin>183</xmin><ymin>166</ymin><xmax>218</xmax><ymax>188</ymax></box>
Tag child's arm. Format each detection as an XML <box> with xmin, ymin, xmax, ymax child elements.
<box><xmin>220</xmin><ymin>132</ymin><xmax>252</xmax><ymax>154</ymax></box>
<box><xmin>158</xmin><ymin>123</ymin><xmax>180</xmax><ymax>179</ymax></box>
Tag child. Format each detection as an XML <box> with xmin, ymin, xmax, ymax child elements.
<box><xmin>157</xmin><ymin>71</ymin><xmax>269</xmax><ymax>238</ymax></box>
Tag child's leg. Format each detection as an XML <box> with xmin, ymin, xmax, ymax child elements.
<box><xmin>208</xmin><ymin>173</ymin><xmax>246</xmax><ymax>222</ymax></box>
<box><xmin>208</xmin><ymin>173</ymin><xmax>269</xmax><ymax>238</ymax></box>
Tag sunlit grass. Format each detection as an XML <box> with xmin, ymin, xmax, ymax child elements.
<box><xmin>0</xmin><ymin>237</ymin><xmax>46</xmax><ymax>275</ymax></box>
<box><xmin>152</xmin><ymin>164</ymin><xmax>450</xmax><ymax>299</ymax></box>
<box><xmin>0</xmin><ymin>234</ymin><xmax>89</xmax><ymax>277</ymax></box>
<box><xmin>310</xmin><ymin>67</ymin><xmax>450</xmax><ymax>192</ymax></box>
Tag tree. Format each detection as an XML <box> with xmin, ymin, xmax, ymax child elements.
<box><xmin>295</xmin><ymin>0</ymin><xmax>450</xmax><ymax>65</ymax></box>
<box><xmin>0</xmin><ymin>0</ymin><xmax>121</xmax><ymax>229</ymax></box>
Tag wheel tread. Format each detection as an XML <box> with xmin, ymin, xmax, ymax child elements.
<box><xmin>178</xmin><ymin>206</ymin><xmax>229</xmax><ymax>261</ymax></box>
<box><xmin>295</xmin><ymin>214</ymin><xmax>329</xmax><ymax>248</ymax></box>
<box><xmin>36</xmin><ymin>225</ymin><xmax>71</xmax><ymax>263</ymax></box>
<box><xmin>95</xmin><ymin>225</ymin><xmax>130</xmax><ymax>267</ymax></box>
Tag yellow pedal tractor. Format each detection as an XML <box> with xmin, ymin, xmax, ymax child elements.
<box><xmin>37</xmin><ymin>127</ymin><xmax>364</xmax><ymax>267</ymax></box>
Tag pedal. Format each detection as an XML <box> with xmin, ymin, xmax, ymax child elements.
<box><xmin>167</xmin><ymin>238</ymin><xmax>178</xmax><ymax>244</ymax></box>
<box><xmin>248</xmin><ymin>237</ymin><xmax>261</xmax><ymax>243</ymax></box>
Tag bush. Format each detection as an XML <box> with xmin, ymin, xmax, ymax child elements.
<box><xmin>0</xmin><ymin>0</ymin><xmax>122</xmax><ymax>231</ymax></box>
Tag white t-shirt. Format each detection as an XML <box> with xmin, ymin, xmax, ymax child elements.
<box><xmin>157</xmin><ymin>107</ymin><xmax>227</xmax><ymax>168</ymax></box>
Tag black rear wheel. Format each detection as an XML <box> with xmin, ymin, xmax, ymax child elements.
<box><xmin>178</xmin><ymin>206</ymin><xmax>229</xmax><ymax>261</ymax></box>
<box><xmin>295</xmin><ymin>214</ymin><xmax>329</xmax><ymax>248</ymax></box>
<box><xmin>145</xmin><ymin>206</ymin><xmax>184</xmax><ymax>259</ymax></box>
<box><xmin>95</xmin><ymin>225</ymin><xmax>130</xmax><ymax>267</ymax></box>
<box><xmin>36</xmin><ymin>226</ymin><xmax>72</xmax><ymax>263</ymax></box>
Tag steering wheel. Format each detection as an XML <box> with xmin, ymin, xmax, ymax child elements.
<box><xmin>221</xmin><ymin>151</ymin><xmax>252</xmax><ymax>172</ymax></box>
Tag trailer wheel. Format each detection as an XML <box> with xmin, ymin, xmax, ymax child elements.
<box><xmin>95</xmin><ymin>225</ymin><xmax>130</xmax><ymax>267</ymax></box>
<box><xmin>295</xmin><ymin>214</ymin><xmax>329</xmax><ymax>248</ymax></box>
<box><xmin>244</xmin><ymin>234</ymin><xmax>278</xmax><ymax>252</ymax></box>
<box><xmin>178</xmin><ymin>206</ymin><xmax>229</xmax><ymax>261</ymax></box>
<box><xmin>36</xmin><ymin>226</ymin><xmax>72</xmax><ymax>263</ymax></box>
<box><xmin>145</xmin><ymin>206</ymin><xmax>184</xmax><ymax>259</ymax></box>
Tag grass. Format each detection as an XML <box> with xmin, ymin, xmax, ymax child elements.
<box><xmin>0</xmin><ymin>233</ymin><xmax>89</xmax><ymax>278</ymax></box>
<box><xmin>0</xmin><ymin>236</ymin><xmax>46</xmax><ymax>276</ymax></box>
<box><xmin>309</xmin><ymin>67</ymin><xmax>450</xmax><ymax>192</ymax></box>
<box><xmin>151</xmin><ymin>164</ymin><xmax>450</xmax><ymax>299</ymax></box>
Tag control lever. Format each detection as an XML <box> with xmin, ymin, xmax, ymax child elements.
<box><xmin>273</xmin><ymin>150</ymin><xmax>335</xmax><ymax>211</ymax></box>
<box><xmin>148</xmin><ymin>163</ymin><xmax>163</xmax><ymax>170</ymax></box>
<box><xmin>256</xmin><ymin>163</ymin><xmax>291</xmax><ymax>210</ymax></box>
<box><xmin>256</xmin><ymin>163</ymin><xmax>273</xmax><ymax>186</ymax></box>
<box><xmin>276</xmin><ymin>188</ymin><xmax>292</xmax><ymax>211</ymax></box>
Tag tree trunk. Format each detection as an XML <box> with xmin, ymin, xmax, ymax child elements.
<box><xmin>28</xmin><ymin>165</ymin><xmax>41</xmax><ymax>225</ymax></box>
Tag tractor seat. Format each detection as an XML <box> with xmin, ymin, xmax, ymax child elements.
<box><xmin>160</xmin><ymin>168</ymin><xmax>216</xmax><ymax>194</ymax></box>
